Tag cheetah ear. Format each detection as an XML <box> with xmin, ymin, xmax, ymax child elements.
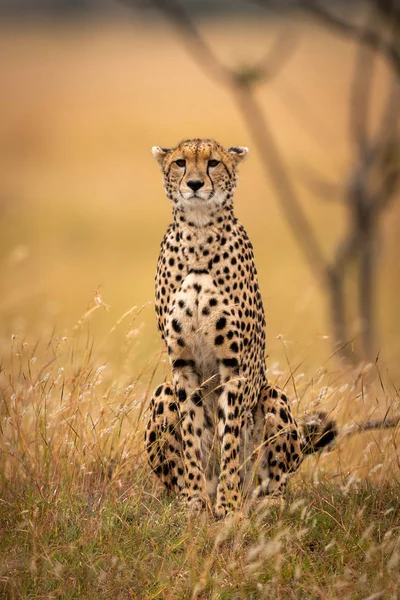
<box><xmin>152</xmin><ymin>146</ymin><xmax>170</xmax><ymax>166</ymax></box>
<box><xmin>227</xmin><ymin>146</ymin><xmax>249</xmax><ymax>164</ymax></box>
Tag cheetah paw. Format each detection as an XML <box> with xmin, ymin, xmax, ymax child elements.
<box><xmin>186</xmin><ymin>495</ymin><xmax>208</xmax><ymax>514</ymax></box>
<box><xmin>213</xmin><ymin>502</ymin><xmax>231</xmax><ymax>520</ymax></box>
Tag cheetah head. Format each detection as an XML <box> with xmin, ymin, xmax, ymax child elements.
<box><xmin>152</xmin><ymin>139</ymin><xmax>248</xmax><ymax>216</ymax></box>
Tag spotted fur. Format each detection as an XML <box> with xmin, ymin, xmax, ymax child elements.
<box><xmin>144</xmin><ymin>139</ymin><xmax>336</xmax><ymax>517</ymax></box>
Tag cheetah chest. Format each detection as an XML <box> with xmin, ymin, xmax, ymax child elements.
<box><xmin>169</xmin><ymin>272</ymin><xmax>223</xmax><ymax>384</ymax></box>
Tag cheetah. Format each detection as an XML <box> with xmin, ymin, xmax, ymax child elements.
<box><xmin>144</xmin><ymin>138</ymin><xmax>337</xmax><ymax>518</ymax></box>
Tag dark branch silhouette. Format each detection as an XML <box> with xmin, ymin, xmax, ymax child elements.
<box><xmin>339</xmin><ymin>415</ymin><xmax>400</xmax><ymax>442</ymax></box>
<box><xmin>253</xmin><ymin>0</ymin><xmax>400</xmax><ymax>77</ymax></box>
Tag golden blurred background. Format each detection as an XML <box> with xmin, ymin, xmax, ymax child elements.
<box><xmin>0</xmin><ymin>2</ymin><xmax>399</xmax><ymax>381</ymax></box>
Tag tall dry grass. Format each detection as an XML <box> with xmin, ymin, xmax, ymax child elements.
<box><xmin>1</xmin><ymin>293</ymin><xmax>400</xmax><ymax>598</ymax></box>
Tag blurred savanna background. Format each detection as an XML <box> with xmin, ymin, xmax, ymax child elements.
<box><xmin>1</xmin><ymin>1</ymin><xmax>400</xmax><ymax>598</ymax></box>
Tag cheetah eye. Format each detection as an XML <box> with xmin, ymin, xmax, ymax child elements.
<box><xmin>208</xmin><ymin>159</ymin><xmax>220</xmax><ymax>168</ymax></box>
<box><xmin>175</xmin><ymin>159</ymin><xmax>186</xmax><ymax>168</ymax></box>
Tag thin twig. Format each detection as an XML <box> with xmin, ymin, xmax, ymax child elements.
<box><xmin>340</xmin><ymin>416</ymin><xmax>400</xmax><ymax>442</ymax></box>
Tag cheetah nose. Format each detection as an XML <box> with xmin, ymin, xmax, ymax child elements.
<box><xmin>187</xmin><ymin>180</ymin><xmax>204</xmax><ymax>192</ymax></box>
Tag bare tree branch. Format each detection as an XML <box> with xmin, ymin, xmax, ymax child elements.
<box><xmin>325</xmin><ymin>269</ymin><xmax>356</xmax><ymax>362</ymax></box>
<box><xmin>251</xmin><ymin>28</ymin><xmax>300</xmax><ymax>83</ymax></box>
<box><xmin>233</xmin><ymin>85</ymin><xmax>327</xmax><ymax>283</ymax></box>
<box><xmin>359</xmin><ymin>230</ymin><xmax>376</xmax><ymax>359</ymax></box>
<box><xmin>146</xmin><ymin>0</ymin><xmax>231</xmax><ymax>85</ymax></box>
<box><xmin>349</xmin><ymin>14</ymin><xmax>376</xmax><ymax>154</ymax></box>
<box><xmin>298</xmin><ymin>0</ymin><xmax>400</xmax><ymax>77</ymax></box>
<box><xmin>340</xmin><ymin>415</ymin><xmax>400</xmax><ymax>442</ymax></box>
<box><xmin>250</xmin><ymin>0</ymin><xmax>400</xmax><ymax>74</ymax></box>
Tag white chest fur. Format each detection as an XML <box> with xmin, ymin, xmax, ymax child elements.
<box><xmin>170</xmin><ymin>272</ymin><xmax>220</xmax><ymax>383</ymax></box>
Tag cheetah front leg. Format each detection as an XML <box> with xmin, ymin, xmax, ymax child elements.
<box><xmin>250</xmin><ymin>385</ymin><xmax>302</xmax><ymax>499</ymax></box>
<box><xmin>214</xmin><ymin>360</ymin><xmax>244</xmax><ymax>519</ymax></box>
<box><xmin>171</xmin><ymin>356</ymin><xmax>209</xmax><ymax>510</ymax></box>
<box><xmin>144</xmin><ymin>382</ymin><xmax>185</xmax><ymax>494</ymax></box>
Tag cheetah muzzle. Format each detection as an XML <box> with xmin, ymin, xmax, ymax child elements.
<box><xmin>144</xmin><ymin>138</ymin><xmax>336</xmax><ymax>518</ymax></box>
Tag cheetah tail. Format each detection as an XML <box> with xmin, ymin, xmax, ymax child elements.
<box><xmin>300</xmin><ymin>412</ymin><xmax>338</xmax><ymax>455</ymax></box>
